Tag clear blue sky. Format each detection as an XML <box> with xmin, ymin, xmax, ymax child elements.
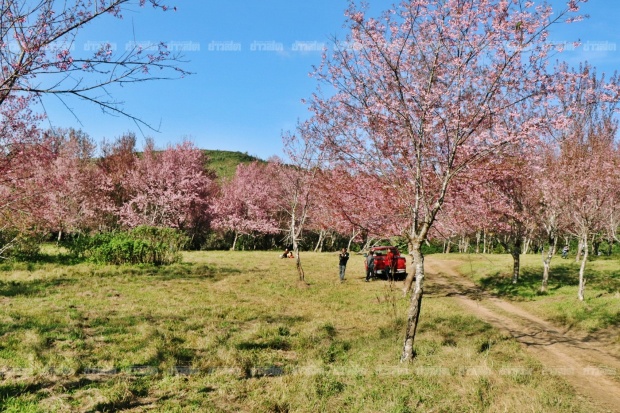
<box><xmin>39</xmin><ymin>0</ymin><xmax>620</xmax><ymax>160</ymax></box>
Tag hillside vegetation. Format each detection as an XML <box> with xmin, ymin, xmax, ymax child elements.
<box><xmin>203</xmin><ymin>150</ymin><xmax>263</xmax><ymax>180</ymax></box>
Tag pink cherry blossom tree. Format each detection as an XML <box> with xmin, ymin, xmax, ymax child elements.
<box><xmin>211</xmin><ymin>161</ymin><xmax>282</xmax><ymax>250</ymax></box>
<box><xmin>119</xmin><ymin>140</ymin><xmax>218</xmax><ymax>233</ymax></box>
<box><xmin>536</xmin><ymin>142</ymin><xmax>569</xmax><ymax>293</ymax></box>
<box><xmin>475</xmin><ymin>155</ymin><xmax>540</xmax><ymax>283</ymax></box>
<box><xmin>549</xmin><ymin>63</ymin><xmax>620</xmax><ymax>301</ymax></box>
<box><xmin>0</xmin><ymin>117</ymin><xmax>48</xmax><ymax>256</ymax></box>
<box><xmin>312</xmin><ymin>168</ymin><xmax>400</xmax><ymax>250</ymax></box>
<box><xmin>0</xmin><ymin>96</ymin><xmax>64</xmax><ymax>256</ymax></box>
<box><xmin>0</xmin><ymin>1</ymin><xmax>187</xmax><ymax>253</ymax></box>
<box><xmin>303</xmin><ymin>0</ymin><xmax>586</xmax><ymax>360</ymax></box>
<box><xmin>97</xmin><ymin>133</ymin><xmax>139</xmax><ymax>228</ymax></box>
<box><xmin>30</xmin><ymin>128</ymin><xmax>112</xmax><ymax>238</ymax></box>
<box><xmin>604</xmin><ymin>175</ymin><xmax>620</xmax><ymax>254</ymax></box>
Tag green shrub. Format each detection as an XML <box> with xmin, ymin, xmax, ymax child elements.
<box><xmin>63</xmin><ymin>226</ymin><xmax>188</xmax><ymax>265</ymax></box>
<box><xmin>0</xmin><ymin>229</ymin><xmax>45</xmax><ymax>260</ymax></box>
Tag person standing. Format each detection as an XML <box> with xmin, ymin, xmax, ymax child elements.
<box><xmin>385</xmin><ymin>248</ymin><xmax>395</xmax><ymax>280</ymax></box>
<box><xmin>365</xmin><ymin>250</ymin><xmax>374</xmax><ymax>282</ymax></box>
<box><xmin>339</xmin><ymin>248</ymin><xmax>350</xmax><ymax>282</ymax></box>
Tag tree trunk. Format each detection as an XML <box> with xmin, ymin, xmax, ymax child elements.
<box><xmin>347</xmin><ymin>229</ymin><xmax>358</xmax><ymax>251</ymax></box>
<box><xmin>578</xmin><ymin>236</ymin><xmax>588</xmax><ymax>301</ymax></box>
<box><xmin>230</xmin><ymin>231</ymin><xmax>239</xmax><ymax>251</ymax></box>
<box><xmin>289</xmin><ymin>212</ymin><xmax>305</xmax><ymax>282</ymax></box>
<box><xmin>511</xmin><ymin>238</ymin><xmax>522</xmax><ymax>284</ymax></box>
<box><xmin>362</xmin><ymin>237</ymin><xmax>376</xmax><ymax>252</ymax></box>
<box><xmin>540</xmin><ymin>236</ymin><xmax>557</xmax><ymax>293</ymax></box>
<box><xmin>294</xmin><ymin>246</ymin><xmax>305</xmax><ymax>281</ymax></box>
<box><xmin>293</xmin><ymin>230</ymin><xmax>305</xmax><ymax>282</ymax></box>
<box><xmin>314</xmin><ymin>230</ymin><xmax>325</xmax><ymax>252</ymax></box>
<box><xmin>575</xmin><ymin>238</ymin><xmax>583</xmax><ymax>263</ymax></box>
<box><xmin>592</xmin><ymin>234</ymin><xmax>600</xmax><ymax>257</ymax></box>
<box><xmin>475</xmin><ymin>231</ymin><xmax>481</xmax><ymax>254</ymax></box>
<box><xmin>295</xmin><ymin>249</ymin><xmax>305</xmax><ymax>282</ymax></box>
<box><xmin>459</xmin><ymin>235</ymin><xmax>469</xmax><ymax>253</ymax></box>
<box><xmin>401</xmin><ymin>240</ymin><xmax>424</xmax><ymax>362</ymax></box>
<box><xmin>523</xmin><ymin>236</ymin><xmax>531</xmax><ymax>255</ymax></box>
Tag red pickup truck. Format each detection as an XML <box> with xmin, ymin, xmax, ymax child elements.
<box><xmin>365</xmin><ymin>246</ymin><xmax>408</xmax><ymax>281</ymax></box>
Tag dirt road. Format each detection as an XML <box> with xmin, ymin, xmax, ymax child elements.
<box><xmin>424</xmin><ymin>257</ymin><xmax>620</xmax><ymax>412</ymax></box>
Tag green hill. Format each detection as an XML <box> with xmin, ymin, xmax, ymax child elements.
<box><xmin>202</xmin><ymin>149</ymin><xmax>263</xmax><ymax>180</ymax></box>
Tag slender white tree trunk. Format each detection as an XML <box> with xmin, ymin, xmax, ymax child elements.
<box><xmin>314</xmin><ymin>230</ymin><xmax>325</xmax><ymax>252</ymax></box>
<box><xmin>575</xmin><ymin>238</ymin><xmax>583</xmax><ymax>263</ymax></box>
<box><xmin>401</xmin><ymin>240</ymin><xmax>424</xmax><ymax>362</ymax></box>
<box><xmin>540</xmin><ymin>236</ymin><xmax>557</xmax><ymax>293</ymax></box>
<box><xmin>347</xmin><ymin>229</ymin><xmax>359</xmax><ymax>251</ymax></box>
<box><xmin>523</xmin><ymin>236</ymin><xmax>531</xmax><ymax>255</ymax></box>
<box><xmin>578</xmin><ymin>236</ymin><xmax>588</xmax><ymax>301</ymax></box>
<box><xmin>230</xmin><ymin>231</ymin><xmax>239</xmax><ymax>251</ymax></box>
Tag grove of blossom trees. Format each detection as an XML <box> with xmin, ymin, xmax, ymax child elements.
<box><xmin>0</xmin><ymin>0</ymin><xmax>187</xmax><ymax>252</ymax></box>
<box><xmin>285</xmin><ymin>0</ymin><xmax>620</xmax><ymax>360</ymax></box>
<box><xmin>1</xmin><ymin>0</ymin><xmax>619</xmax><ymax>363</ymax></box>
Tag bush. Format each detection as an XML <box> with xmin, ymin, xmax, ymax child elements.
<box><xmin>63</xmin><ymin>226</ymin><xmax>188</xmax><ymax>265</ymax></box>
<box><xmin>0</xmin><ymin>229</ymin><xmax>45</xmax><ymax>260</ymax></box>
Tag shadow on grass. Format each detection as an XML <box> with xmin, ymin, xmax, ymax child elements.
<box><xmin>0</xmin><ymin>253</ymin><xmax>84</xmax><ymax>271</ymax></box>
<box><xmin>1</xmin><ymin>376</ymin><xmax>152</xmax><ymax>413</ymax></box>
<box><xmin>145</xmin><ymin>263</ymin><xmax>242</xmax><ymax>281</ymax></box>
<box><xmin>419</xmin><ymin>314</ymin><xmax>494</xmax><ymax>343</ymax></box>
<box><xmin>236</xmin><ymin>338</ymin><xmax>291</xmax><ymax>351</ymax></box>
<box><xmin>0</xmin><ymin>252</ymin><xmax>243</xmax><ymax>283</ymax></box>
<box><xmin>589</xmin><ymin>266</ymin><xmax>620</xmax><ymax>294</ymax></box>
<box><xmin>426</xmin><ymin>281</ymin><xmax>487</xmax><ymax>300</ymax></box>
<box><xmin>0</xmin><ymin>277</ymin><xmax>76</xmax><ymax>298</ymax></box>
<box><xmin>479</xmin><ymin>265</ymin><xmax>578</xmax><ymax>300</ymax></box>
<box><xmin>260</xmin><ymin>315</ymin><xmax>307</xmax><ymax>325</ymax></box>
<box><xmin>0</xmin><ymin>260</ymin><xmax>242</xmax><ymax>284</ymax></box>
<box><xmin>86</xmin><ymin>262</ymin><xmax>243</xmax><ymax>282</ymax></box>
<box><xmin>478</xmin><ymin>260</ymin><xmax>620</xmax><ymax>300</ymax></box>
<box><xmin>0</xmin><ymin>382</ymin><xmax>47</xmax><ymax>409</ymax></box>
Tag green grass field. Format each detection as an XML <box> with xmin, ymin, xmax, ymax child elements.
<box><xmin>0</xmin><ymin>249</ymin><xmax>616</xmax><ymax>412</ymax></box>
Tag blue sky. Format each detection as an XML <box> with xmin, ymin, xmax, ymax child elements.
<box><xmin>39</xmin><ymin>0</ymin><xmax>620</xmax><ymax>160</ymax></box>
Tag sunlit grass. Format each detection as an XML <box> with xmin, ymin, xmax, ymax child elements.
<box><xmin>0</xmin><ymin>249</ymin><xmax>611</xmax><ymax>412</ymax></box>
<box><xmin>442</xmin><ymin>252</ymin><xmax>620</xmax><ymax>336</ymax></box>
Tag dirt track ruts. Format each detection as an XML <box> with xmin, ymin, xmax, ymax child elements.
<box><xmin>424</xmin><ymin>257</ymin><xmax>620</xmax><ymax>412</ymax></box>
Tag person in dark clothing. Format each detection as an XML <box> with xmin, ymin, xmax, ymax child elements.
<box><xmin>365</xmin><ymin>250</ymin><xmax>374</xmax><ymax>282</ymax></box>
<box><xmin>339</xmin><ymin>248</ymin><xmax>350</xmax><ymax>282</ymax></box>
